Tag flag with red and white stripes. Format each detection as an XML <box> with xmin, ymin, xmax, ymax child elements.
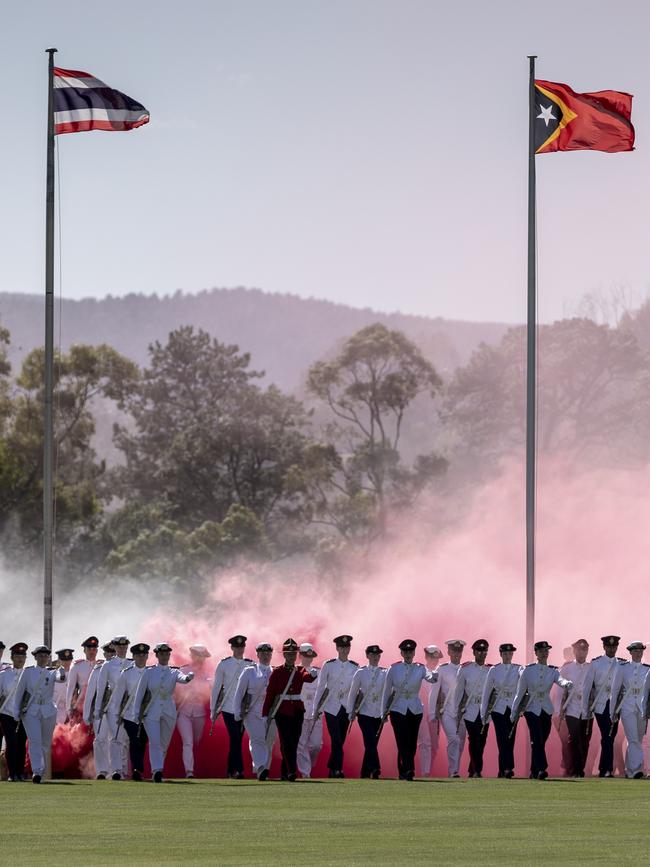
<box><xmin>53</xmin><ymin>67</ymin><xmax>149</xmax><ymax>135</ymax></box>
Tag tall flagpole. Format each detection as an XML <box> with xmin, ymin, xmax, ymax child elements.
<box><xmin>526</xmin><ymin>55</ymin><xmax>537</xmax><ymax>663</ymax></box>
<box><xmin>44</xmin><ymin>47</ymin><xmax>57</xmax><ymax>649</ymax></box>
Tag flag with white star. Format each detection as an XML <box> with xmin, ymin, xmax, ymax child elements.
<box><xmin>534</xmin><ymin>80</ymin><xmax>634</xmax><ymax>154</ymax></box>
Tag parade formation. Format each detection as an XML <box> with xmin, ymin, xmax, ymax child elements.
<box><xmin>0</xmin><ymin>632</ymin><xmax>649</xmax><ymax>784</ymax></box>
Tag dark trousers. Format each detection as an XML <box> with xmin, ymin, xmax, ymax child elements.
<box><xmin>524</xmin><ymin>710</ymin><xmax>552</xmax><ymax>775</ymax></box>
<box><xmin>357</xmin><ymin>713</ymin><xmax>381</xmax><ymax>776</ymax></box>
<box><xmin>0</xmin><ymin>714</ymin><xmax>27</xmax><ymax>780</ymax></box>
<box><xmin>222</xmin><ymin>711</ymin><xmax>244</xmax><ymax>775</ymax></box>
<box><xmin>276</xmin><ymin>711</ymin><xmax>304</xmax><ymax>778</ymax></box>
<box><xmin>595</xmin><ymin>701</ymin><xmax>617</xmax><ymax>775</ymax></box>
<box><xmin>565</xmin><ymin>715</ymin><xmax>591</xmax><ymax>776</ymax></box>
<box><xmin>491</xmin><ymin>709</ymin><xmax>515</xmax><ymax>774</ymax></box>
<box><xmin>464</xmin><ymin>716</ymin><xmax>488</xmax><ymax>775</ymax></box>
<box><xmin>123</xmin><ymin>719</ymin><xmax>148</xmax><ymax>774</ymax></box>
<box><xmin>389</xmin><ymin>709</ymin><xmax>422</xmax><ymax>777</ymax></box>
<box><xmin>325</xmin><ymin>707</ymin><xmax>349</xmax><ymax>772</ymax></box>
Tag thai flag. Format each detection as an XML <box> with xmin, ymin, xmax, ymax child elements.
<box><xmin>53</xmin><ymin>67</ymin><xmax>150</xmax><ymax>135</ymax></box>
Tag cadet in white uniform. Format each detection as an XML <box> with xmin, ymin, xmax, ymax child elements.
<box><xmin>176</xmin><ymin>645</ymin><xmax>212</xmax><ymax>778</ymax></box>
<box><xmin>65</xmin><ymin>636</ymin><xmax>99</xmax><ymax>722</ymax></box>
<box><xmin>346</xmin><ymin>644</ymin><xmax>387</xmax><ymax>778</ymax></box>
<box><xmin>610</xmin><ymin>640</ymin><xmax>650</xmax><ymax>779</ymax></box>
<box><xmin>233</xmin><ymin>641</ymin><xmax>274</xmax><ymax>780</ymax></box>
<box><xmin>210</xmin><ymin>635</ymin><xmax>252</xmax><ymax>779</ymax></box>
<box><xmin>381</xmin><ymin>639</ymin><xmax>438</xmax><ymax>781</ymax></box>
<box><xmin>0</xmin><ymin>642</ymin><xmax>28</xmax><ymax>781</ymax></box>
<box><xmin>296</xmin><ymin>643</ymin><xmax>322</xmax><ymax>778</ymax></box>
<box><xmin>11</xmin><ymin>645</ymin><xmax>63</xmax><ymax>783</ymax></box>
<box><xmin>511</xmin><ymin>640</ymin><xmax>572</xmax><ymax>779</ymax></box>
<box><xmin>480</xmin><ymin>642</ymin><xmax>521</xmax><ymax>778</ymax></box>
<box><xmin>581</xmin><ymin>634</ymin><xmax>625</xmax><ymax>777</ymax></box>
<box><xmin>435</xmin><ymin>639</ymin><xmax>467</xmax><ymax>777</ymax></box>
<box><xmin>132</xmin><ymin>642</ymin><xmax>194</xmax><ymax>782</ymax></box>
<box><xmin>555</xmin><ymin>638</ymin><xmax>591</xmax><ymax>777</ymax></box>
<box><xmin>455</xmin><ymin>639</ymin><xmax>491</xmax><ymax>777</ymax></box>
<box><xmin>82</xmin><ymin>641</ymin><xmax>116</xmax><ymax>779</ymax></box>
<box><xmin>314</xmin><ymin>635</ymin><xmax>359</xmax><ymax>778</ymax></box>
<box><xmin>417</xmin><ymin>644</ymin><xmax>443</xmax><ymax>777</ymax></box>
<box><xmin>53</xmin><ymin>649</ymin><xmax>74</xmax><ymax>724</ymax></box>
<box><xmin>110</xmin><ymin>642</ymin><xmax>150</xmax><ymax>781</ymax></box>
<box><xmin>94</xmin><ymin>636</ymin><xmax>132</xmax><ymax>780</ymax></box>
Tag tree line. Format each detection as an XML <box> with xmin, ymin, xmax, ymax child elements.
<box><xmin>2</xmin><ymin>304</ymin><xmax>650</xmax><ymax>594</ymax></box>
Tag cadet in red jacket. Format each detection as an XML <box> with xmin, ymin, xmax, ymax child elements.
<box><xmin>262</xmin><ymin>638</ymin><xmax>318</xmax><ymax>781</ymax></box>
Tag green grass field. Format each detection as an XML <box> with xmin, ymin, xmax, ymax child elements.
<box><xmin>1</xmin><ymin>777</ymin><xmax>648</xmax><ymax>865</ymax></box>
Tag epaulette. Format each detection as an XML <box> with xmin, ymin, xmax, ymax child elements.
<box><xmin>73</xmin><ymin>659</ymin><xmax>84</xmax><ymax>665</ymax></box>
<box><xmin>460</xmin><ymin>661</ymin><xmax>472</xmax><ymax>667</ymax></box>
<box><xmin>590</xmin><ymin>655</ymin><xmax>602</xmax><ymax>661</ymax></box>
<box><xmin>438</xmin><ymin>662</ymin><xmax>450</xmax><ymax>667</ymax></box>
<box><xmin>326</xmin><ymin>658</ymin><xmax>336</xmax><ymax>664</ymax></box>
<box><xmin>220</xmin><ymin>657</ymin><xmax>230</xmax><ymax>662</ymax></box>
<box><xmin>617</xmin><ymin>657</ymin><xmax>628</xmax><ymax>663</ymax></box>
<box><xmin>525</xmin><ymin>662</ymin><xmax>537</xmax><ymax>667</ymax></box>
<box><xmin>642</xmin><ymin>663</ymin><xmax>650</xmax><ymax>668</ymax></box>
<box><xmin>549</xmin><ymin>665</ymin><xmax>558</xmax><ymax>669</ymax></box>
<box><xmin>244</xmin><ymin>658</ymin><xmax>253</xmax><ymax>663</ymax></box>
<box><xmin>93</xmin><ymin>661</ymin><xmax>104</xmax><ymax>669</ymax></box>
<box><xmin>350</xmin><ymin>660</ymin><xmax>359</xmax><ymax>667</ymax></box>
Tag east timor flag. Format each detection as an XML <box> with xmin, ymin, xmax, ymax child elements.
<box><xmin>534</xmin><ymin>80</ymin><xmax>634</xmax><ymax>154</ymax></box>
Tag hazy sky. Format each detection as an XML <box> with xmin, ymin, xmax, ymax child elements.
<box><xmin>3</xmin><ymin>0</ymin><xmax>650</xmax><ymax>323</ymax></box>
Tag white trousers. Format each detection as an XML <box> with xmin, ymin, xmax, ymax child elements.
<box><xmin>417</xmin><ymin>717</ymin><xmax>441</xmax><ymax>776</ymax></box>
<box><xmin>243</xmin><ymin>714</ymin><xmax>275</xmax><ymax>774</ymax></box>
<box><xmin>620</xmin><ymin>707</ymin><xmax>645</xmax><ymax>777</ymax></box>
<box><xmin>22</xmin><ymin>713</ymin><xmax>56</xmax><ymax>776</ymax></box>
<box><xmin>105</xmin><ymin>710</ymin><xmax>129</xmax><ymax>775</ymax></box>
<box><xmin>297</xmin><ymin>715</ymin><xmax>323</xmax><ymax>777</ymax></box>
<box><xmin>176</xmin><ymin>713</ymin><xmax>205</xmax><ymax>774</ymax></box>
<box><xmin>93</xmin><ymin>716</ymin><xmax>110</xmax><ymax>775</ymax></box>
<box><xmin>144</xmin><ymin>713</ymin><xmax>176</xmax><ymax>773</ymax></box>
<box><xmin>440</xmin><ymin>712</ymin><xmax>466</xmax><ymax>776</ymax></box>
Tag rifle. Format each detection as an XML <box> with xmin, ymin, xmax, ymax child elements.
<box><xmin>609</xmin><ymin>684</ymin><xmax>626</xmax><ymax>737</ymax></box>
<box><xmin>559</xmin><ymin>685</ymin><xmax>572</xmax><ymax>720</ymax></box>
<box><xmin>265</xmin><ymin>668</ymin><xmax>298</xmax><ymax>737</ymax></box>
<box><xmin>209</xmin><ymin>686</ymin><xmax>225</xmax><ymax>736</ymax></box>
<box><xmin>96</xmin><ymin>683</ymin><xmax>112</xmax><ymax>734</ymax></box>
<box><xmin>306</xmin><ymin>686</ymin><xmax>329</xmax><ymax>740</ymax></box>
<box><xmin>481</xmin><ymin>689</ymin><xmax>497</xmax><ymax>735</ymax></box>
<box><xmin>456</xmin><ymin>690</ymin><xmax>470</xmax><ymax>735</ymax></box>
<box><xmin>16</xmin><ymin>690</ymin><xmax>32</xmax><ymax>734</ymax></box>
<box><xmin>137</xmin><ymin>688</ymin><xmax>152</xmax><ymax>737</ymax></box>
<box><xmin>509</xmin><ymin>691</ymin><xmax>529</xmax><ymax>739</ymax></box>
<box><xmin>116</xmin><ymin>688</ymin><xmax>131</xmax><ymax>737</ymax></box>
<box><xmin>346</xmin><ymin>690</ymin><xmax>364</xmax><ymax>736</ymax></box>
<box><xmin>376</xmin><ymin>690</ymin><xmax>396</xmax><ymax>740</ymax></box>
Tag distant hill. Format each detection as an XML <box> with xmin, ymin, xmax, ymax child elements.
<box><xmin>0</xmin><ymin>288</ymin><xmax>509</xmax><ymax>389</ymax></box>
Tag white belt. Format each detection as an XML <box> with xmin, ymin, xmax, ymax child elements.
<box><xmin>533</xmin><ymin>691</ymin><xmax>546</xmax><ymax>699</ymax></box>
<box><xmin>284</xmin><ymin>695</ymin><xmax>303</xmax><ymax>701</ymax></box>
<box><xmin>501</xmin><ymin>690</ymin><xmax>513</xmax><ymax>698</ymax></box>
<box><xmin>630</xmin><ymin>688</ymin><xmax>642</xmax><ymax>696</ymax></box>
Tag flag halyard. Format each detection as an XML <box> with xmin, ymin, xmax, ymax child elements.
<box><xmin>53</xmin><ymin>67</ymin><xmax>150</xmax><ymax>135</ymax></box>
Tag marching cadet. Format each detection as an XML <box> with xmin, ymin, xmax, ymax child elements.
<box><xmin>53</xmin><ymin>649</ymin><xmax>74</xmax><ymax>725</ymax></box>
<box><xmin>94</xmin><ymin>636</ymin><xmax>132</xmax><ymax>780</ymax></box>
<box><xmin>511</xmin><ymin>640</ymin><xmax>572</xmax><ymax>780</ymax></box>
<box><xmin>82</xmin><ymin>641</ymin><xmax>116</xmax><ymax>779</ymax></box>
<box><xmin>233</xmin><ymin>641</ymin><xmax>274</xmax><ymax>781</ymax></box>
<box><xmin>210</xmin><ymin>635</ymin><xmax>252</xmax><ymax>779</ymax></box>
<box><xmin>346</xmin><ymin>644</ymin><xmax>387</xmax><ymax>778</ymax></box>
<box><xmin>11</xmin><ymin>645</ymin><xmax>63</xmax><ymax>783</ymax></box>
<box><xmin>555</xmin><ymin>639</ymin><xmax>591</xmax><ymax>777</ymax></box>
<box><xmin>609</xmin><ymin>640</ymin><xmax>650</xmax><ymax>779</ymax></box>
<box><xmin>65</xmin><ymin>636</ymin><xmax>99</xmax><ymax>722</ymax></box>
<box><xmin>581</xmin><ymin>635</ymin><xmax>625</xmax><ymax>777</ymax></box>
<box><xmin>0</xmin><ymin>640</ymin><xmax>6</xmax><ymax>766</ymax></box>
<box><xmin>417</xmin><ymin>644</ymin><xmax>443</xmax><ymax>777</ymax></box>
<box><xmin>455</xmin><ymin>639</ymin><xmax>491</xmax><ymax>777</ymax></box>
<box><xmin>176</xmin><ymin>645</ymin><xmax>212</xmax><ymax>779</ymax></box>
<box><xmin>109</xmin><ymin>642</ymin><xmax>150</xmax><ymax>781</ymax></box>
<box><xmin>381</xmin><ymin>639</ymin><xmax>438</xmax><ymax>781</ymax></box>
<box><xmin>296</xmin><ymin>643</ymin><xmax>323</xmax><ymax>778</ymax></box>
<box><xmin>435</xmin><ymin>639</ymin><xmax>467</xmax><ymax>777</ymax></box>
<box><xmin>261</xmin><ymin>638</ymin><xmax>317</xmax><ymax>781</ymax></box>
<box><xmin>313</xmin><ymin>635</ymin><xmax>359</xmax><ymax>778</ymax></box>
<box><xmin>480</xmin><ymin>643</ymin><xmax>521</xmax><ymax>778</ymax></box>
<box><xmin>0</xmin><ymin>642</ymin><xmax>29</xmax><ymax>781</ymax></box>
<box><xmin>132</xmin><ymin>642</ymin><xmax>194</xmax><ymax>782</ymax></box>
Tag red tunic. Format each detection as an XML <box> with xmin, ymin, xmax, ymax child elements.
<box><xmin>262</xmin><ymin>664</ymin><xmax>316</xmax><ymax>717</ymax></box>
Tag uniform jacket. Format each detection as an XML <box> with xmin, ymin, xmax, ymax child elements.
<box><xmin>262</xmin><ymin>665</ymin><xmax>317</xmax><ymax>718</ymax></box>
<box><xmin>581</xmin><ymin>655</ymin><xmax>627</xmax><ymax>717</ymax></box>
<box><xmin>109</xmin><ymin>663</ymin><xmax>148</xmax><ymax>724</ymax></box>
<box><xmin>210</xmin><ymin>656</ymin><xmax>253</xmax><ymax>717</ymax></box>
<box><xmin>314</xmin><ymin>658</ymin><xmax>360</xmax><ymax>715</ymax></box>
<box><xmin>176</xmin><ymin>664</ymin><xmax>211</xmax><ymax>718</ymax></box>
<box><xmin>512</xmin><ymin>663</ymin><xmax>572</xmax><ymax>717</ymax></box>
<box><xmin>381</xmin><ymin>661</ymin><xmax>437</xmax><ymax>716</ymax></box>
<box><xmin>132</xmin><ymin>664</ymin><xmax>193</xmax><ymax>722</ymax></box>
<box><xmin>12</xmin><ymin>665</ymin><xmax>63</xmax><ymax>720</ymax></box>
<box><xmin>95</xmin><ymin>656</ymin><xmax>132</xmax><ymax>717</ymax></box>
<box><xmin>65</xmin><ymin>658</ymin><xmax>95</xmax><ymax>713</ymax></box>
<box><xmin>432</xmin><ymin>662</ymin><xmax>461</xmax><ymax>718</ymax></box>
<box><xmin>82</xmin><ymin>661</ymin><xmax>105</xmax><ymax>724</ymax></box>
<box><xmin>610</xmin><ymin>661</ymin><xmax>650</xmax><ymax>717</ymax></box>
<box><xmin>346</xmin><ymin>665</ymin><xmax>387</xmax><ymax>719</ymax></box>
<box><xmin>300</xmin><ymin>665</ymin><xmax>321</xmax><ymax>719</ymax></box>
<box><xmin>480</xmin><ymin>662</ymin><xmax>522</xmax><ymax>718</ymax></box>
<box><xmin>0</xmin><ymin>667</ymin><xmax>23</xmax><ymax>716</ymax></box>
<box><xmin>554</xmin><ymin>660</ymin><xmax>589</xmax><ymax>719</ymax></box>
<box><xmin>455</xmin><ymin>662</ymin><xmax>491</xmax><ymax>722</ymax></box>
<box><xmin>233</xmin><ymin>663</ymin><xmax>272</xmax><ymax>720</ymax></box>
